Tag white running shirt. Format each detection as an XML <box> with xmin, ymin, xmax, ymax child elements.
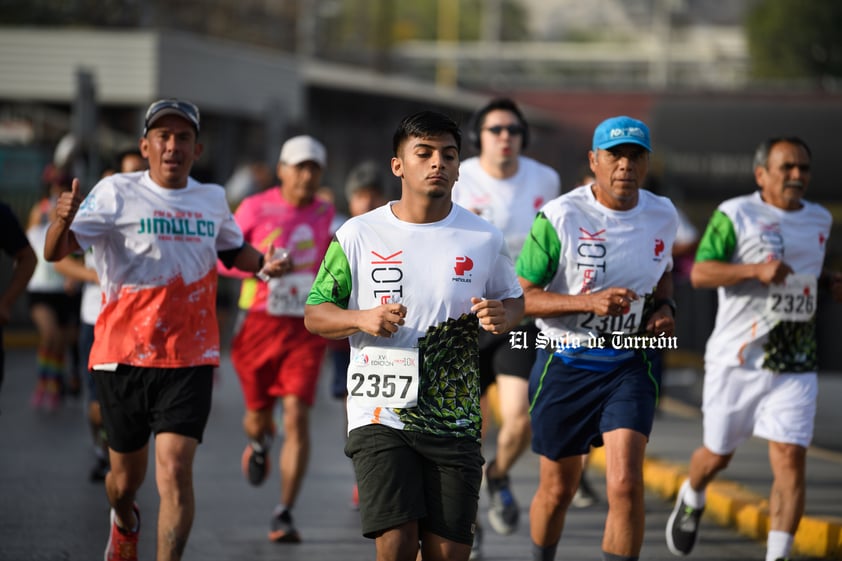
<box><xmin>70</xmin><ymin>171</ymin><xmax>244</xmax><ymax>369</ymax></box>
<box><xmin>453</xmin><ymin>156</ymin><xmax>560</xmax><ymax>258</ymax></box>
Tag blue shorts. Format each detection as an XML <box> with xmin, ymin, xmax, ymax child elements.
<box><xmin>528</xmin><ymin>348</ymin><xmax>660</xmax><ymax>460</ymax></box>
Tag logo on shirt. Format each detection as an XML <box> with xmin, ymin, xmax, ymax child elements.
<box><xmin>454</xmin><ymin>256</ymin><xmax>473</xmax><ymax>276</ymax></box>
<box><xmin>137</xmin><ymin>211</ymin><xmax>215</xmax><ymax>242</ymax></box>
<box><xmin>452</xmin><ymin>256</ymin><xmax>474</xmax><ymax>284</ymax></box>
<box><xmin>577</xmin><ymin>227</ymin><xmax>607</xmax><ymax>293</ymax></box>
<box><xmin>654</xmin><ymin>238</ymin><xmax>665</xmax><ymax>257</ymax></box>
<box><xmin>371</xmin><ymin>250</ymin><xmax>404</xmax><ymax>304</ymax></box>
<box><xmin>533</xmin><ymin>196</ymin><xmax>545</xmax><ymax>210</ymax></box>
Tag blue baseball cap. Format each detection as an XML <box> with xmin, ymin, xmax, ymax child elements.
<box><xmin>592</xmin><ymin>116</ymin><xmax>651</xmax><ymax>152</ymax></box>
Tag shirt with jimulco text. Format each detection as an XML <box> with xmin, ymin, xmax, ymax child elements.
<box><xmin>517</xmin><ymin>185</ymin><xmax>678</xmax><ymax>346</ymax></box>
<box><xmin>70</xmin><ymin>171</ymin><xmax>244</xmax><ymax>369</ymax></box>
<box><xmin>696</xmin><ymin>191</ymin><xmax>832</xmax><ymax>373</ymax></box>
<box><xmin>306</xmin><ymin>202</ymin><xmax>523</xmax><ymax>441</ymax></box>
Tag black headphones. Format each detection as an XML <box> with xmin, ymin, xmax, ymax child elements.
<box><xmin>467</xmin><ymin>97</ymin><xmax>530</xmax><ymax>151</ymax></box>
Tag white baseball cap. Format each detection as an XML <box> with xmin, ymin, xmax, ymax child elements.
<box><xmin>279</xmin><ymin>135</ymin><xmax>327</xmax><ymax>167</ymax></box>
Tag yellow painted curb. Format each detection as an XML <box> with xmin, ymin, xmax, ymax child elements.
<box><xmin>589</xmin><ymin>442</ymin><xmax>842</xmax><ymax>559</ymax></box>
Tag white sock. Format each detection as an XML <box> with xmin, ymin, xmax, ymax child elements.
<box><xmin>680</xmin><ymin>479</ymin><xmax>706</xmax><ymax>510</ymax></box>
<box><xmin>765</xmin><ymin>530</ymin><xmax>793</xmax><ymax>561</ymax></box>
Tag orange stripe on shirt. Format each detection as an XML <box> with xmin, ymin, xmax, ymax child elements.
<box><xmin>90</xmin><ymin>269</ymin><xmax>220</xmax><ymax>368</ymax></box>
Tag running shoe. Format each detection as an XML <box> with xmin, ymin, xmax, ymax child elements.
<box><xmin>571</xmin><ymin>473</ymin><xmax>599</xmax><ymax>508</ymax></box>
<box><xmin>105</xmin><ymin>504</ymin><xmax>140</xmax><ymax>561</ymax></box>
<box><xmin>268</xmin><ymin>508</ymin><xmax>301</xmax><ymax>543</ymax></box>
<box><xmin>469</xmin><ymin>520</ymin><xmax>482</xmax><ymax>560</ymax></box>
<box><xmin>350</xmin><ymin>483</ymin><xmax>360</xmax><ymax>510</ymax></box>
<box><xmin>241</xmin><ymin>443</ymin><xmax>269</xmax><ymax>486</ymax></box>
<box><xmin>485</xmin><ymin>459</ymin><xmax>519</xmax><ymax>535</ymax></box>
<box><xmin>90</xmin><ymin>456</ymin><xmax>111</xmax><ymax>482</ymax></box>
<box><xmin>30</xmin><ymin>379</ymin><xmax>47</xmax><ymax>409</ymax></box>
<box><xmin>666</xmin><ymin>484</ymin><xmax>704</xmax><ymax>556</ymax></box>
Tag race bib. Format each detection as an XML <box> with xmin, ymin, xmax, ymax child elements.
<box><xmin>347</xmin><ymin>346</ymin><xmax>420</xmax><ymax>408</ymax></box>
<box><xmin>766</xmin><ymin>274</ymin><xmax>817</xmax><ymax>322</ymax></box>
<box><xmin>266</xmin><ymin>272</ymin><xmax>314</xmax><ymax>317</ymax></box>
<box><xmin>577</xmin><ymin>298</ymin><xmax>644</xmax><ymax>335</ymax></box>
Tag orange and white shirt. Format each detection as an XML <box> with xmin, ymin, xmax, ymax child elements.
<box><xmin>71</xmin><ymin>171</ymin><xmax>244</xmax><ymax>369</ymax></box>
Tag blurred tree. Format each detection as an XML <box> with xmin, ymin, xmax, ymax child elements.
<box><xmin>746</xmin><ymin>0</ymin><xmax>842</xmax><ymax>81</ymax></box>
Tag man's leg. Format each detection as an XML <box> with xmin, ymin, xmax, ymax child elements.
<box><xmin>106</xmin><ymin>445</ymin><xmax>149</xmax><ymax>531</ymax></box>
<box><xmin>601</xmin><ymin>428</ymin><xmax>647</xmax><ymax>556</ymax></box>
<box><xmin>765</xmin><ymin>441</ymin><xmax>806</xmax><ymax>561</ymax></box>
<box><xmin>375</xmin><ymin>521</ymin><xmax>421</xmax><ymax>561</ymax></box>
<box><xmin>489</xmin><ymin>374</ymin><xmax>531</xmax><ymax>477</ymax></box>
<box><xmin>529</xmin><ymin>455</ymin><xmax>581</xmax><ymax>547</ymax></box>
<box><xmin>154</xmin><ymin>432</ymin><xmax>199</xmax><ymax>561</ymax></box>
<box><xmin>279</xmin><ymin>393</ymin><xmax>311</xmax><ymax>509</ymax></box>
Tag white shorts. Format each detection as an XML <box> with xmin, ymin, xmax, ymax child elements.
<box><xmin>701</xmin><ymin>364</ymin><xmax>817</xmax><ymax>454</ymax></box>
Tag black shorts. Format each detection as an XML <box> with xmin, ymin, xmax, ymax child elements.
<box><xmin>345</xmin><ymin>424</ymin><xmax>483</xmax><ymax>544</ymax></box>
<box><xmin>27</xmin><ymin>291</ymin><xmax>78</xmax><ymax>326</ymax></box>
<box><xmin>528</xmin><ymin>348</ymin><xmax>660</xmax><ymax>460</ymax></box>
<box><xmin>478</xmin><ymin>322</ymin><xmax>540</xmax><ymax>394</ymax></box>
<box><xmin>92</xmin><ymin>364</ymin><xmax>214</xmax><ymax>453</ymax></box>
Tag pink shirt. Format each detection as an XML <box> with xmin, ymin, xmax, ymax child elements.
<box><xmin>219</xmin><ymin>187</ymin><xmax>335</xmax><ymax>313</ymax></box>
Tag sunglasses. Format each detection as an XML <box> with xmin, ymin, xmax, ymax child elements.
<box><xmin>484</xmin><ymin>125</ymin><xmax>525</xmax><ymax>136</ymax></box>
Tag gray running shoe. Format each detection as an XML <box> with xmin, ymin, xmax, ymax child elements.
<box><xmin>241</xmin><ymin>443</ymin><xmax>269</xmax><ymax>486</ymax></box>
<box><xmin>469</xmin><ymin>520</ymin><xmax>482</xmax><ymax>560</ymax></box>
<box><xmin>486</xmin><ymin>460</ymin><xmax>519</xmax><ymax>535</ymax></box>
<box><xmin>571</xmin><ymin>473</ymin><xmax>599</xmax><ymax>508</ymax></box>
<box><xmin>666</xmin><ymin>493</ymin><xmax>704</xmax><ymax>556</ymax></box>
<box><xmin>268</xmin><ymin>509</ymin><xmax>301</xmax><ymax>543</ymax></box>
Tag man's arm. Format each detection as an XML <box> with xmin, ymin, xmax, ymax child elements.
<box><xmin>304</xmin><ymin>301</ymin><xmax>407</xmax><ymax>340</ymax></box>
<box><xmin>519</xmin><ymin>277</ymin><xmax>639</xmax><ymax>319</ymax></box>
<box><xmin>690</xmin><ymin>259</ymin><xmax>792</xmax><ymax>289</ymax></box>
<box><xmin>0</xmin><ymin>244</ymin><xmax>37</xmax><ymax>326</ymax></box>
<box><xmin>226</xmin><ymin>244</ymin><xmax>292</xmax><ymax>278</ymax></box>
<box><xmin>44</xmin><ymin>178</ymin><xmax>82</xmax><ymax>262</ymax></box>
<box><xmin>470</xmin><ymin>296</ymin><xmax>524</xmax><ymax>335</ymax></box>
<box><xmin>54</xmin><ymin>254</ymin><xmax>98</xmax><ymax>284</ymax></box>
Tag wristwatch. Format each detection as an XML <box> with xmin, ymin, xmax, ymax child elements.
<box><xmin>653</xmin><ymin>297</ymin><xmax>677</xmax><ymax>317</ymax></box>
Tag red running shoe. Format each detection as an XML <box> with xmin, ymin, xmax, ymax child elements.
<box><xmin>104</xmin><ymin>504</ymin><xmax>140</xmax><ymax>561</ymax></box>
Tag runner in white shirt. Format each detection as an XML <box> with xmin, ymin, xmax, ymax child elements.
<box><xmin>666</xmin><ymin>137</ymin><xmax>842</xmax><ymax>561</ymax></box>
<box><xmin>43</xmin><ymin>99</ymin><xmax>287</xmax><ymax>561</ymax></box>
<box><xmin>519</xmin><ymin>116</ymin><xmax>678</xmax><ymax>561</ymax></box>
<box><xmin>452</xmin><ymin>98</ymin><xmax>560</xmax><ymax>549</ymax></box>
<box><xmin>305</xmin><ymin>110</ymin><xmax>524</xmax><ymax>561</ymax></box>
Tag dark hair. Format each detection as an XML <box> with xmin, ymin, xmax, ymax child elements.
<box><xmin>753</xmin><ymin>137</ymin><xmax>811</xmax><ymax>169</ymax></box>
<box><xmin>114</xmin><ymin>148</ymin><xmax>143</xmax><ymax>168</ymax></box>
<box><xmin>392</xmin><ymin>110</ymin><xmax>462</xmax><ymax>156</ymax></box>
<box><xmin>468</xmin><ymin>97</ymin><xmax>530</xmax><ymax>150</ymax></box>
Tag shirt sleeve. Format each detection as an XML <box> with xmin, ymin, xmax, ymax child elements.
<box><xmin>70</xmin><ymin>181</ymin><xmax>119</xmax><ymax>251</ymax></box>
<box><xmin>485</xmin><ymin>243</ymin><xmax>523</xmax><ymax>301</ymax></box>
<box><xmin>695</xmin><ymin>209</ymin><xmax>737</xmax><ymax>263</ymax></box>
<box><xmin>306</xmin><ymin>239</ymin><xmax>352</xmax><ymax>308</ymax></box>
<box><xmin>515</xmin><ymin>211</ymin><xmax>561</xmax><ymax>286</ymax></box>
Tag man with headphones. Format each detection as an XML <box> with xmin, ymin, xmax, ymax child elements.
<box><xmin>453</xmin><ymin>98</ymin><xmax>560</xmax><ymax>557</ymax></box>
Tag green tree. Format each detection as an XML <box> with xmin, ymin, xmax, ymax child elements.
<box><xmin>746</xmin><ymin>0</ymin><xmax>842</xmax><ymax>80</ymax></box>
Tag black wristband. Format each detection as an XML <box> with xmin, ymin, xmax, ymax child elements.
<box><xmin>654</xmin><ymin>297</ymin><xmax>677</xmax><ymax>318</ymax></box>
<box><xmin>257</xmin><ymin>254</ymin><xmax>265</xmax><ymax>274</ymax></box>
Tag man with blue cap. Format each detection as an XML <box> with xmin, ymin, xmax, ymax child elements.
<box><xmin>516</xmin><ymin>116</ymin><xmax>679</xmax><ymax>561</ymax></box>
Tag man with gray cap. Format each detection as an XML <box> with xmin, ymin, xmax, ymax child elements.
<box><xmin>517</xmin><ymin>116</ymin><xmax>679</xmax><ymax>561</ymax></box>
<box><xmin>43</xmin><ymin>98</ymin><xmax>288</xmax><ymax>561</ymax></box>
<box><xmin>219</xmin><ymin>134</ymin><xmax>334</xmax><ymax>544</ymax></box>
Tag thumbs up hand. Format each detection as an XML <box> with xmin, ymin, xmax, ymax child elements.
<box><xmin>55</xmin><ymin>178</ymin><xmax>83</xmax><ymax>224</ymax></box>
